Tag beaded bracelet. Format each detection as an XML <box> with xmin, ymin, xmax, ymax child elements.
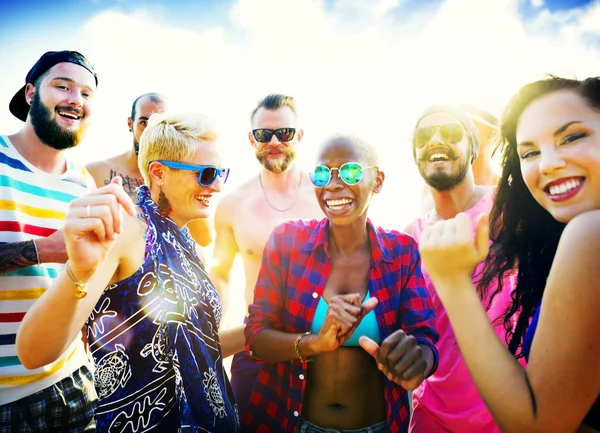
<box><xmin>294</xmin><ymin>331</ymin><xmax>311</xmax><ymax>362</ymax></box>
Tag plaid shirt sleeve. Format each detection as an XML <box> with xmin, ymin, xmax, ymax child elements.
<box><xmin>399</xmin><ymin>237</ymin><xmax>439</xmax><ymax>376</ymax></box>
<box><xmin>369</xmin><ymin>225</ymin><xmax>441</xmax><ymax>432</ymax></box>
<box><xmin>245</xmin><ymin>224</ymin><xmax>287</xmax><ymax>361</ymax></box>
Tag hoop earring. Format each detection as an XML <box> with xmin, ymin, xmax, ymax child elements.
<box><xmin>157</xmin><ymin>187</ymin><xmax>172</xmax><ymax>217</ymax></box>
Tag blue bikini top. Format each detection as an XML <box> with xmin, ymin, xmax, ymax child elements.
<box><xmin>310</xmin><ymin>292</ymin><xmax>381</xmax><ymax>346</ymax></box>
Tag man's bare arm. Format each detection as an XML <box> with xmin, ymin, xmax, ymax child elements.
<box><xmin>85</xmin><ymin>161</ymin><xmax>105</xmax><ymax>188</ymax></box>
<box><xmin>188</xmin><ymin>218</ymin><xmax>214</xmax><ymax>247</ymax></box>
<box><xmin>209</xmin><ymin>196</ymin><xmax>240</xmax><ymax>315</ymax></box>
<box><xmin>0</xmin><ymin>229</ymin><xmax>68</xmax><ymax>274</ymax></box>
<box><xmin>219</xmin><ymin>325</ymin><xmax>245</xmax><ymax>359</ymax></box>
<box><xmin>0</xmin><ymin>241</ymin><xmax>38</xmax><ymax>274</ymax></box>
<box><xmin>403</xmin><ymin>220</ymin><xmax>414</xmax><ymax>236</ymax></box>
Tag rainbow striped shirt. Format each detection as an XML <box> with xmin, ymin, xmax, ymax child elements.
<box><xmin>0</xmin><ymin>135</ymin><xmax>95</xmax><ymax>405</ymax></box>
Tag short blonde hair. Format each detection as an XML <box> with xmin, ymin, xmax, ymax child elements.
<box><xmin>138</xmin><ymin>112</ymin><xmax>219</xmax><ymax>187</ymax></box>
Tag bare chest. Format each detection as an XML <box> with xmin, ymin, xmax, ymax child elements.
<box><xmin>230</xmin><ymin>191</ymin><xmax>322</xmax><ymax>259</ymax></box>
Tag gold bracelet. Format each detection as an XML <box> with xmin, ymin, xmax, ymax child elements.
<box><xmin>294</xmin><ymin>331</ymin><xmax>311</xmax><ymax>362</ymax></box>
<box><xmin>66</xmin><ymin>261</ymin><xmax>89</xmax><ymax>299</ymax></box>
<box><xmin>31</xmin><ymin>239</ymin><xmax>40</xmax><ymax>266</ymax></box>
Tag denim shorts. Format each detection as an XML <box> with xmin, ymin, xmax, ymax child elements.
<box><xmin>297</xmin><ymin>418</ymin><xmax>388</xmax><ymax>433</ymax></box>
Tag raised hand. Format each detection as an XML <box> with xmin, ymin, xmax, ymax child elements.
<box><xmin>418</xmin><ymin>212</ymin><xmax>490</xmax><ymax>288</ymax></box>
<box><xmin>312</xmin><ymin>293</ymin><xmax>378</xmax><ymax>353</ymax></box>
<box><xmin>63</xmin><ymin>177</ymin><xmax>136</xmax><ymax>281</ymax></box>
<box><xmin>359</xmin><ymin>330</ymin><xmax>428</xmax><ymax>391</ymax></box>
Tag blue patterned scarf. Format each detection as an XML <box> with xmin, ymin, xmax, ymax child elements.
<box><xmin>89</xmin><ymin>186</ymin><xmax>239</xmax><ymax>432</ymax></box>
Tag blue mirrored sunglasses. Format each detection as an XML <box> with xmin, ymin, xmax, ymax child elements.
<box><xmin>154</xmin><ymin>160</ymin><xmax>230</xmax><ymax>186</ymax></box>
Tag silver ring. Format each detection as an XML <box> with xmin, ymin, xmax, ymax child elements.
<box><xmin>86</xmin><ymin>205</ymin><xmax>91</xmax><ymax>218</ymax></box>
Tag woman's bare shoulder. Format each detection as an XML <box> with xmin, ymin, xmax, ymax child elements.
<box><xmin>561</xmin><ymin>210</ymin><xmax>600</xmax><ymax>247</ymax></box>
<box><xmin>550</xmin><ymin>210</ymin><xmax>600</xmax><ymax>295</ymax></box>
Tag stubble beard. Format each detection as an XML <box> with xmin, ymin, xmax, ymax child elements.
<box><xmin>419</xmin><ymin>155</ymin><xmax>470</xmax><ymax>192</ymax></box>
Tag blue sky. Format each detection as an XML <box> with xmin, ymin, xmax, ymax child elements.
<box><xmin>3</xmin><ymin>0</ymin><xmax>597</xmax><ymax>40</ymax></box>
<box><xmin>519</xmin><ymin>0</ymin><xmax>596</xmax><ymax>17</ymax></box>
<box><xmin>1</xmin><ymin>0</ymin><xmax>600</xmax><ymax>228</ymax></box>
<box><xmin>0</xmin><ymin>0</ymin><xmax>232</xmax><ymax>39</ymax></box>
<box><xmin>530</xmin><ymin>0</ymin><xmax>594</xmax><ymax>10</ymax></box>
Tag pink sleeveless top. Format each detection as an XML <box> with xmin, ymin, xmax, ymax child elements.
<box><xmin>410</xmin><ymin>188</ymin><xmax>522</xmax><ymax>433</ymax></box>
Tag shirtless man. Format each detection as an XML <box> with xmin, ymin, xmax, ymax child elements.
<box><xmin>210</xmin><ymin>93</ymin><xmax>323</xmax><ymax>417</ymax></box>
<box><xmin>86</xmin><ymin>93</ymin><xmax>213</xmax><ymax>249</ymax></box>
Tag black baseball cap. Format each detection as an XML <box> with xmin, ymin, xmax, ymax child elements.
<box><xmin>9</xmin><ymin>50</ymin><xmax>98</xmax><ymax>122</ymax></box>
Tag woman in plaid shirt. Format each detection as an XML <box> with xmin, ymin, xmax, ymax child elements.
<box><xmin>243</xmin><ymin>134</ymin><xmax>439</xmax><ymax>433</ymax></box>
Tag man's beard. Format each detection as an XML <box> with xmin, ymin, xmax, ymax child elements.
<box><xmin>29</xmin><ymin>93</ymin><xmax>86</xmax><ymax>150</ymax></box>
<box><xmin>134</xmin><ymin>139</ymin><xmax>140</xmax><ymax>156</ymax></box>
<box><xmin>418</xmin><ymin>153</ymin><xmax>470</xmax><ymax>192</ymax></box>
<box><xmin>255</xmin><ymin>146</ymin><xmax>296</xmax><ymax>173</ymax></box>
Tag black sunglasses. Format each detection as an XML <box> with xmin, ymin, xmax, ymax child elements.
<box><xmin>252</xmin><ymin>128</ymin><xmax>296</xmax><ymax>143</ymax></box>
<box><xmin>412</xmin><ymin>124</ymin><xmax>469</xmax><ymax>149</ymax></box>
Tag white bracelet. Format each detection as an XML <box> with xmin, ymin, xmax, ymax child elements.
<box><xmin>31</xmin><ymin>239</ymin><xmax>41</xmax><ymax>266</ymax></box>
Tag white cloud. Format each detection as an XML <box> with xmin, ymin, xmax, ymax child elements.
<box><xmin>579</xmin><ymin>2</ymin><xmax>600</xmax><ymax>32</ymax></box>
<box><xmin>524</xmin><ymin>1</ymin><xmax>600</xmax><ymax>40</ymax></box>
<box><xmin>328</xmin><ymin>0</ymin><xmax>403</xmax><ymax>20</ymax></box>
<box><xmin>531</xmin><ymin>0</ymin><xmax>544</xmax><ymax>8</ymax></box>
<box><xmin>1</xmin><ymin>0</ymin><xmax>600</xmax><ymax>228</ymax></box>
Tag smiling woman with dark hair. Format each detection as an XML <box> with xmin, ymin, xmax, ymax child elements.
<box><xmin>419</xmin><ymin>76</ymin><xmax>600</xmax><ymax>433</ymax></box>
<box><xmin>243</xmin><ymin>134</ymin><xmax>438</xmax><ymax>433</ymax></box>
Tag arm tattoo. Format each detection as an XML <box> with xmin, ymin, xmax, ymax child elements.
<box><xmin>105</xmin><ymin>169</ymin><xmax>143</xmax><ymax>198</ymax></box>
<box><xmin>0</xmin><ymin>240</ymin><xmax>38</xmax><ymax>275</ymax></box>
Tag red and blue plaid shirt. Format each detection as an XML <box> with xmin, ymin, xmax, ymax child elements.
<box><xmin>244</xmin><ymin>218</ymin><xmax>438</xmax><ymax>433</ymax></box>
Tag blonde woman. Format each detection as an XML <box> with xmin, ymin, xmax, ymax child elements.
<box><xmin>17</xmin><ymin>112</ymin><xmax>240</xmax><ymax>432</ymax></box>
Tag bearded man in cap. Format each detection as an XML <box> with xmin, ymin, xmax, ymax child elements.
<box><xmin>404</xmin><ymin>105</ymin><xmax>521</xmax><ymax>433</ymax></box>
<box><xmin>418</xmin><ymin>104</ymin><xmax>501</xmax><ymax>215</ymax></box>
<box><xmin>0</xmin><ymin>50</ymin><xmax>99</xmax><ymax>431</ymax></box>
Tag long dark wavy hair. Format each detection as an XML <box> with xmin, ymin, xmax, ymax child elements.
<box><xmin>479</xmin><ymin>75</ymin><xmax>600</xmax><ymax>359</ymax></box>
